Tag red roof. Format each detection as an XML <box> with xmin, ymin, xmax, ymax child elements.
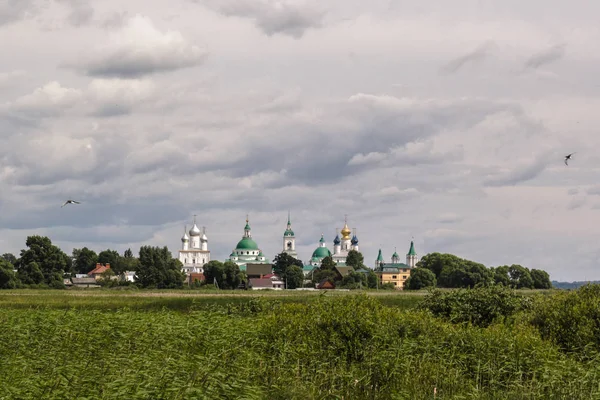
<box><xmin>263</xmin><ymin>273</ymin><xmax>276</xmax><ymax>279</ymax></box>
<box><xmin>249</xmin><ymin>278</ymin><xmax>273</xmax><ymax>288</ymax></box>
<box><xmin>88</xmin><ymin>263</ymin><xmax>110</xmax><ymax>276</ymax></box>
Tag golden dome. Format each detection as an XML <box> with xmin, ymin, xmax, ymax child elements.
<box><xmin>340</xmin><ymin>222</ymin><xmax>351</xmax><ymax>239</ymax></box>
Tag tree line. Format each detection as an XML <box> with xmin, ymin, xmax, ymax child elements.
<box><xmin>0</xmin><ymin>235</ymin><xmax>553</xmax><ymax>290</ymax></box>
<box><xmin>404</xmin><ymin>252</ymin><xmax>552</xmax><ymax>290</ymax></box>
<box><xmin>0</xmin><ymin>235</ymin><xmax>185</xmax><ymax>289</ymax></box>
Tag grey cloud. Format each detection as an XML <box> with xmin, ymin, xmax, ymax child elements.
<box><xmin>56</xmin><ymin>0</ymin><xmax>94</xmax><ymax>26</ymax></box>
<box><xmin>201</xmin><ymin>0</ymin><xmax>325</xmax><ymax>39</ymax></box>
<box><xmin>440</xmin><ymin>41</ymin><xmax>497</xmax><ymax>74</ymax></box>
<box><xmin>70</xmin><ymin>15</ymin><xmax>207</xmax><ymax>78</ymax></box>
<box><xmin>568</xmin><ymin>196</ymin><xmax>586</xmax><ymax>210</ymax></box>
<box><xmin>524</xmin><ymin>43</ymin><xmax>566</xmax><ymax>69</ymax></box>
<box><xmin>568</xmin><ymin>188</ymin><xmax>579</xmax><ymax>195</ymax></box>
<box><xmin>483</xmin><ymin>151</ymin><xmax>557</xmax><ymax>187</ymax></box>
<box><xmin>0</xmin><ymin>0</ymin><xmax>38</xmax><ymax>27</ymax></box>
<box><xmin>587</xmin><ymin>185</ymin><xmax>600</xmax><ymax>195</ymax></box>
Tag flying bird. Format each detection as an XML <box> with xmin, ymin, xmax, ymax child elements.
<box><xmin>564</xmin><ymin>153</ymin><xmax>576</xmax><ymax>166</ymax></box>
<box><xmin>61</xmin><ymin>200</ymin><xmax>81</xmax><ymax>207</ymax></box>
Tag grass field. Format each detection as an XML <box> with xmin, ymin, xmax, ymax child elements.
<box><xmin>0</xmin><ymin>287</ymin><xmax>591</xmax><ymax>399</ymax></box>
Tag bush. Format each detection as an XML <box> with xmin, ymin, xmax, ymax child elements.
<box><xmin>418</xmin><ymin>285</ymin><xmax>530</xmax><ymax>327</ymax></box>
<box><xmin>528</xmin><ymin>283</ymin><xmax>600</xmax><ymax>356</ymax></box>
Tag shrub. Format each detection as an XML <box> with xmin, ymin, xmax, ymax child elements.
<box><xmin>417</xmin><ymin>285</ymin><xmax>530</xmax><ymax>327</ymax></box>
<box><xmin>528</xmin><ymin>283</ymin><xmax>600</xmax><ymax>356</ymax></box>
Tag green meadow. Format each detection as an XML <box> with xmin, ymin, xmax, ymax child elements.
<box><xmin>0</xmin><ymin>287</ymin><xmax>597</xmax><ymax>399</ymax></box>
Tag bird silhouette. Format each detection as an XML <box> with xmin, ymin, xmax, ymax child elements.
<box><xmin>564</xmin><ymin>153</ymin><xmax>576</xmax><ymax>166</ymax></box>
<box><xmin>61</xmin><ymin>200</ymin><xmax>81</xmax><ymax>207</ymax></box>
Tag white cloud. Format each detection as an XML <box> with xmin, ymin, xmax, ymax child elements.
<box><xmin>74</xmin><ymin>14</ymin><xmax>207</xmax><ymax>77</ymax></box>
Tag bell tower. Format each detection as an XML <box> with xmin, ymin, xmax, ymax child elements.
<box><xmin>282</xmin><ymin>211</ymin><xmax>297</xmax><ymax>258</ymax></box>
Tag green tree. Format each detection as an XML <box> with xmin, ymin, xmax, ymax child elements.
<box><xmin>285</xmin><ymin>265</ymin><xmax>304</xmax><ymax>289</ymax></box>
<box><xmin>223</xmin><ymin>261</ymin><xmax>244</xmax><ymax>289</ymax></box>
<box><xmin>366</xmin><ymin>270</ymin><xmax>379</xmax><ymax>288</ymax></box>
<box><xmin>123</xmin><ymin>248</ymin><xmax>134</xmax><ymax>258</ymax></box>
<box><xmin>135</xmin><ymin>246</ymin><xmax>185</xmax><ymax>289</ymax></box>
<box><xmin>530</xmin><ymin>269</ymin><xmax>552</xmax><ymax>289</ymax></box>
<box><xmin>0</xmin><ymin>259</ymin><xmax>19</xmax><ymax>289</ymax></box>
<box><xmin>405</xmin><ymin>268</ymin><xmax>436</xmax><ymax>290</ymax></box>
<box><xmin>438</xmin><ymin>260</ymin><xmax>492</xmax><ymax>288</ymax></box>
<box><xmin>16</xmin><ymin>236</ymin><xmax>69</xmax><ymax>287</ymax></box>
<box><xmin>508</xmin><ymin>264</ymin><xmax>534</xmax><ymax>289</ymax></box>
<box><xmin>17</xmin><ymin>261</ymin><xmax>44</xmax><ymax>285</ymax></box>
<box><xmin>203</xmin><ymin>260</ymin><xmax>225</xmax><ymax>288</ymax></box>
<box><xmin>72</xmin><ymin>247</ymin><xmax>98</xmax><ymax>274</ymax></box>
<box><xmin>320</xmin><ymin>256</ymin><xmax>336</xmax><ymax>271</ymax></box>
<box><xmin>1</xmin><ymin>253</ymin><xmax>17</xmax><ymax>265</ymax></box>
<box><xmin>492</xmin><ymin>265</ymin><xmax>511</xmax><ymax>286</ymax></box>
<box><xmin>272</xmin><ymin>252</ymin><xmax>303</xmax><ymax>286</ymax></box>
<box><xmin>416</xmin><ymin>252</ymin><xmax>462</xmax><ymax>279</ymax></box>
<box><xmin>340</xmin><ymin>271</ymin><xmax>367</xmax><ymax>289</ymax></box>
<box><xmin>345</xmin><ymin>250</ymin><xmax>365</xmax><ymax>270</ymax></box>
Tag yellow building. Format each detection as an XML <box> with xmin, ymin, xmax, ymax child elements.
<box><xmin>374</xmin><ymin>241</ymin><xmax>418</xmax><ymax>289</ymax></box>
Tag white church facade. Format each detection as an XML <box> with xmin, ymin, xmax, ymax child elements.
<box><xmin>178</xmin><ymin>216</ymin><xmax>210</xmax><ymax>274</ymax></box>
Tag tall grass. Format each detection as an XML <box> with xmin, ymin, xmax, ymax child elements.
<box><xmin>1</xmin><ymin>291</ymin><xmax>599</xmax><ymax>399</ymax></box>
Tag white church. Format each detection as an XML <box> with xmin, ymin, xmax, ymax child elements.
<box><xmin>178</xmin><ymin>216</ymin><xmax>210</xmax><ymax>274</ymax></box>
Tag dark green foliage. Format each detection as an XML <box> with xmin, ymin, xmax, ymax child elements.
<box><xmin>284</xmin><ymin>265</ymin><xmax>303</xmax><ymax>289</ymax></box>
<box><xmin>530</xmin><ymin>268</ymin><xmax>552</xmax><ymax>289</ymax></box>
<box><xmin>1</xmin><ymin>253</ymin><xmax>17</xmax><ymax>265</ymax></box>
<box><xmin>418</xmin><ymin>286</ymin><xmax>530</xmax><ymax>327</ymax></box>
<box><xmin>416</xmin><ymin>252</ymin><xmax>462</xmax><ymax>279</ymax></box>
<box><xmin>223</xmin><ymin>261</ymin><xmax>244</xmax><ymax>289</ymax></box>
<box><xmin>72</xmin><ymin>247</ymin><xmax>98</xmax><ymax>274</ymax></box>
<box><xmin>16</xmin><ymin>236</ymin><xmax>69</xmax><ymax>287</ymax></box>
<box><xmin>339</xmin><ymin>271</ymin><xmax>367</xmax><ymax>289</ymax></box>
<box><xmin>272</xmin><ymin>252</ymin><xmax>303</xmax><ymax>288</ymax></box>
<box><xmin>203</xmin><ymin>260</ymin><xmax>224</xmax><ymax>287</ymax></box>
<box><xmin>0</xmin><ymin>259</ymin><xmax>19</xmax><ymax>289</ymax></box>
<box><xmin>320</xmin><ymin>255</ymin><xmax>336</xmax><ymax>270</ymax></box>
<box><xmin>135</xmin><ymin>246</ymin><xmax>185</xmax><ymax>289</ymax></box>
<box><xmin>366</xmin><ymin>270</ymin><xmax>378</xmax><ymax>288</ymax></box>
<box><xmin>528</xmin><ymin>284</ymin><xmax>600</xmax><ymax>356</ymax></box>
<box><xmin>508</xmin><ymin>264</ymin><xmax>534</xmax><ymax>289</ymax></box>
<box><xmin>492</xmin><ymin>265</ymin><xmax>511</xmax><ymax>286</ymax></box>
<box><xmin>404</xmin><ymin>267</ymin><xmax>436</xmax><ymax>290</ymax></box>
<box><xmin>438</xmin><ymin>260</ymin><xmax>492</xmax><ymax>288</ymax></box>
<box><xmin>345</xmin><ymin>250</ymin><xmax>364</xmax><ymax>270</ymax></box>
<box><xmin>202</xmin><ymin>261</ymin><xmax>244</xmax><ymax>289</ymax></box>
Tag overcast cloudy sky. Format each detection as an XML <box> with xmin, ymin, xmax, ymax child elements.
<box><xmin>2</xmin><ymin>0</ymin><xmax>600</xmax><ymax>281</ymax></box>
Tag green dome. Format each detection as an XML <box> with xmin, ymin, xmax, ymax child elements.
<box><xmin>284</xmin><ymin>229</ymin><xmax>294</xmax><ymax>237</ymax></box>
<box><xmin>236</xmin><ymin>237</ymin><xmax>259</xmax><ymax>250</ymax></box>
<box><xmin>312</xmin><ymin>246</ymin><xmax>331</xmax><ymax>259</ymax></box>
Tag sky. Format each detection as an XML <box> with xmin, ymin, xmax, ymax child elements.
<box><xmin>1</xmin><ymin>0</ymin><xmax>600</xmax><ymax>281</ymax></box>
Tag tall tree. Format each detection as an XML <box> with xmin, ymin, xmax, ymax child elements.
<box><xmin>0</xmin><ymin>259</ymin><xmax>19</xmax><ymax>289</ymax></box>
<box><xmin>72</xmin><ymin>247</ymin><xmax>98</xmax><ymax>274</ymax></box>
<box><xmin>1</xmin><ymin>253</ymin><xmax>17</xmax><ymax>265</ymax></box>
<box><xmin>405</xmin><ymin>268</ymin><xmax>436</xmax><ymax>290</ymax></box>
<box><xmin>223</xmin><ymin>261</ymin><xmax>244</xmax><ymax>289</ymax></box>
<box><xmin>16</xmin><ymin>236</ymin><xmax>69</xmax><ymax>288</ymax></box>
<box><xmin>345</xmin><ymin>250</ymin><xmax>365</xmax><ymax>270</ymax></box>
<box><xmin>530</xmin><ymin>268</ymin><xmax>552</xmax><ymax>289</ymax></box>
<box><xmin>203</xmin><ymin>260</ymin><xmax>225</xmax><ymax>288</ymax></box>
<box><xmin>135</xmin><ymin>246</ymin><xmax>185</xmax><ymax>289</ymax></box>
<box><xmin>272</xmin><ymin>252</ymin><xmax>303</xmax><ymax>287</ymax></box>
<box><xmin>123</xmin><ymin>248</ymin><xmax>134</xmax><ymax>258</ymax></box>
<box><xmin>284</xmin><ymin>265</ymin><xmax>304</xmax><ymax>289</ymax></box>
<box><xmin>492</xmin><ymin>266</ymin><xmax>511</xmax><ymax>286</ymax></box>
<box><xmin>416</xmin><ymin>252</ymin><xmax>462</xmax><ymax>279</ymax></box>
<box><xmin>311</xmin><ymin>256</ymin><xmax>338</xmax><ymax>286</ymax></box>
<box><xmin>508</xmin><ymin>264</ymin><xmax>534</xmax><ymax>289</ymax></box>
